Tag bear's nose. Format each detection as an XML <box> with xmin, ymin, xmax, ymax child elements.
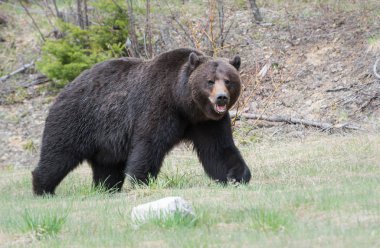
<box><xmin>216</xmin><ymin>93</ymin><xmax>229</xmax><ymax>106</ymax></box>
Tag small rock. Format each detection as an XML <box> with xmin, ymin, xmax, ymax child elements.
<box><xmin>131</xmin><ymin>197</ymin><xmax>194</xmax><ymax>223</ymax></box>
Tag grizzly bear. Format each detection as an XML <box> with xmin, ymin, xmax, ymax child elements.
<box><xmin>32</xmin><ymin>48</ymin><xmax>251</xmax><ymax>195</ymax></box>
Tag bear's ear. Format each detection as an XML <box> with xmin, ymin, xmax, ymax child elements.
<box><xmin>230</xmin><ymin>55</ymin><xmax>241</xmax><ymax>71</ymax></box>
<box><xmin>189</xmin><ymin>52</ymin><xmax>200</xmax><ymax>71</ymax></box>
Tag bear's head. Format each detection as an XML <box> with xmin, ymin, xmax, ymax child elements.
<box><xmin>188</xmin><ymin>52</ymin><xmax>241</xmax><ymax>121</ymax></box>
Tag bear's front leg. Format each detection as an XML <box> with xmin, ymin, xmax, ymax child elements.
<box><xmin>188</xmin><ymin>115</ymin><xmax>251</xmax><ymax>184</ymax></box>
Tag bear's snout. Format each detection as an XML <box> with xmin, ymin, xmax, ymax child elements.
<box><xmin>216</xmin><ymin>93</ymin><xmax>229</xmax><ymax>106</ymax></box>
<box><xmin>209</xmin><ymin>80</ymin><xmax>230</xmax><ymax>115</ymax></box>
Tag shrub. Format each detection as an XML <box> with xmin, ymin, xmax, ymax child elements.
<box><xmin>37</xmin><ymin>0</ymin><xmax>131</xmax><ymax>87</ymax></box>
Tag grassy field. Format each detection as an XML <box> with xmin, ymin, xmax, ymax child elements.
<box><xmin>0</xmin><ymin>133</ymin><xmax>379</xmax><ymax>247</ymax></box>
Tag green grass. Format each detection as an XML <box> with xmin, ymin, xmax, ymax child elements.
<box><xmin>136</xmin><ymin>211</ymin><xmax>199</xmax><ymax>230</ymax></box>
<box><xmin>248</xmin><ymin>207</ymin><xmax>294</xmax><ymax>233</ymax></box>
<box><xmin>0</xmin><ymin>133</ymin><xmax>379</xmax><ymax>247</ymax></box>
<box><xmin>22</xmin><ymin>209</ymin><xmax>68</xmax><ymax>240</ymax></box>
<box><xmin>22</xmin><ymin>139</ymin><xmax>38</xmax><ymax>154</ymax></box>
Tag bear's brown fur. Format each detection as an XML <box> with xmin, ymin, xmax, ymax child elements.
<box><xmin>32</xmin><ymin>48</ymin><xmax>251</xmax><ymax>195</ymax></box>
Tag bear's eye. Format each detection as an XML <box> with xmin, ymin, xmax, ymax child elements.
<box><xmin>225</xmin><ymin>80</ymin><xmax>231</xmax><ymax>85</ymax></box>
<box><xmin>208</xmin><ymin>80</ymin><xmax>215</xmax><ymax>86</ymax></box>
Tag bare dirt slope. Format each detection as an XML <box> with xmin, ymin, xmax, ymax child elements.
<box><xmin>0</xmin><ymin>1</ymin><xmax>379</xmax><ymax>168</ymax></box>
<box><xmin>232</xmin><ymin>3</ymin><xmax>380</xmax><ymax>126</ymax></box>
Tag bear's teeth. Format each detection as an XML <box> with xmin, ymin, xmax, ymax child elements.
<box><xmin>215</xmin><ymin>104</ymin><xmax>227</xmax><ymax>113</ymax></box>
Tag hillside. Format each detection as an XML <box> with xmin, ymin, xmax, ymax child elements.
<box><xmin>0</xmin><ymin>0</ymin><xmax>379</xmax><ymax>168</ymax></box>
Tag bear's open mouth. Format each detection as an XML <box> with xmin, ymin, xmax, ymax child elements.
<box><xmin>214</xmin><ymin>104</ymin><xmax>227</xmax><ymax>114</ymax></box>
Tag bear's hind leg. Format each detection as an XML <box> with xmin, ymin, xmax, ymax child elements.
<box><xmin>91</xmin><ymin>162</ymin><xmax>126</xmax><ymax>192</ymax></box>
<box><xmin>32</xmin><ymin>152</ymin><xmax>80</xmax><ymax>195</ymax></box>
<box><xmin>124</xmin><ymin>140</ymin><xmax>166</xmax><ymax>185</ymax></box>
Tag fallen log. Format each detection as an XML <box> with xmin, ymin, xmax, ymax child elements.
<box><xmin>0</xmin><ymin>60</ymin><xmax>35</xmax><ymax>82</ymax></box>
<box><xmin>21</xmin><ymin>74</ymin><xmax>49</xmax><ymax>88</ymax></box>
<box><xmin>0</xmin><ymin>75</ymin><xmax>50</xmax><ymax>96</ymax></box>
<box><xmin>231</xmin><ymin>112</ymin><xmax>362</xmax><ymax>131</ymax></box>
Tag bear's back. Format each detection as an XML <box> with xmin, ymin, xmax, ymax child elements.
<box><xmin>50</xmin><ymin>48</ymin><xmax>206</xmax><ymax>124</ymax></box>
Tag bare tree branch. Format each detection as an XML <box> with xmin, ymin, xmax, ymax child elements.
<box><xmin>219</xmin><ymin>18</ymin><xmax>235</xmax><ymax>48</ymax></box>
<box><xmin>374</xmin><ymin>58</ymin><xmax>380</xmax><ymax>79</ymax></box>
<box><xmin>32</xmin><ymin>0</ymin><xmax>55</xmax><ymax>29</ymax></box>
<box><xmin>162</xmin><ymin>0</ymin><xmax>196</xmax><ymax>48</ymax></box>
<box><xmin>42</xmin><ymin>0</ymin><xmax>57</xmax><ymax>17</ymax></box>
<box><xmin>111</xmin><ymin>0</ymin><xmax>127</xmax><ymax>15</ymax></box>
<box><xmin>358</xmin><ymin>93</ymin><xmax>379</xmax><ymax>112</ymax></box>
<box><xmin>18</xmin><ymin>0</ymin><xmax>45</xmax><ymax>42</ymax></box>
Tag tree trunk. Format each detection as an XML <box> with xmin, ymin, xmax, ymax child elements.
<box><xmin>248</xmin><ymin>0</ymin><xmax>263</xmax><ymax>22</ymax></box>
<box><xmin>76</xmin><ymin>0</ymin><xmax>84</xmax><ymax>29</ymax></box>
<box><xmin>126</xmin><ymin>0</ymin><xmax>139</xmax><ymax>57</ymax></box>
<box><xmin>83</xmin><ymin>0</ymin><xmax>89</xmax><ymax>28</ymax></box>
<box><xmin>145</xmin><ymin>0</ymin><xmax>153</xmax><ymax>58</ymax></box>
<box><xmin>51</xmin><ymin>0</ymin><xmax>62</xmax><ymax>20</ymax></box>
<box><xmin>217</xmin><ymin>0</ymin><xmax>225</xmax><ymax>48</ymax></box>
